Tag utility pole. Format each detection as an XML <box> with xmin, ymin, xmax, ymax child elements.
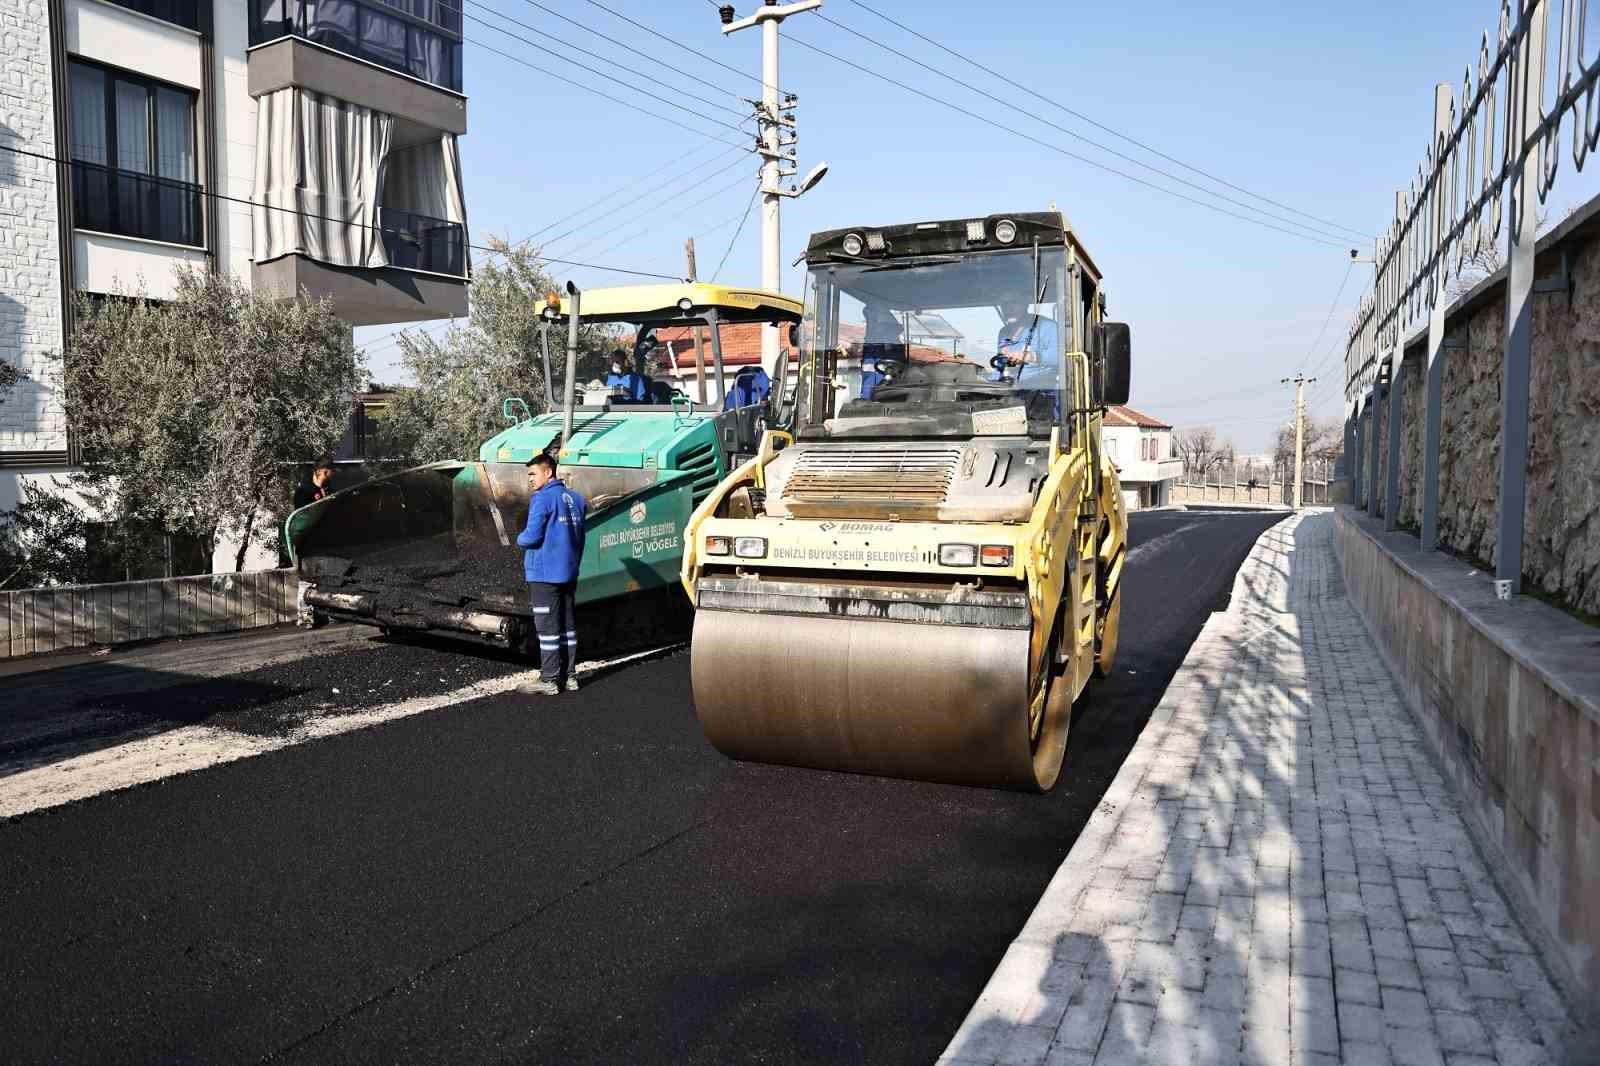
<box><xmin>685</xmin><ymin>237</ymin><xmax>708</xmax><ymax>403</ymax></box>
<box><xmin>1281</xmin><ymin>373</ymin><xmax>1316</xmax><ymax>510</ymax></box>
<box><xmin>720</xmin><ymin>1</ymin><xmax>829</xmax><ymax>377</ymax></box>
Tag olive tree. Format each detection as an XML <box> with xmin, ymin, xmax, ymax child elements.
<box><xmin>380</xmin><ymin>239</ymin><xmax>617</xmax><ymax>463</ymax></box>
<box><xmin>62</xmin><ymin>268</ymin><xmax>361</xmax><ymax>572</ymax></box>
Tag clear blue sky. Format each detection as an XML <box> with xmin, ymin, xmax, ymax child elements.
<box><xmin>360</xmin><ymin>0</ymin><xmax>1597</xmax><ymax>454</ymax></box>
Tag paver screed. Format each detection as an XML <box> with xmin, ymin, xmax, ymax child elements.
<box><xmin>942</xmin><ymin>512</ymin><xmax>1584</xmax><ymax>1066</ymax></box>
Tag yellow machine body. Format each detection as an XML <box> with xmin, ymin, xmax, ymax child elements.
<box><xmin>681</xmin><ymin>211</ymin><xmax>1130</xmax><ymax>791</ymax></box>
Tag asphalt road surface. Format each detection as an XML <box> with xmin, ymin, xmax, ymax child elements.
<box><xmin>0</xmin><ymin>507</ymin><xmax>1285</xmax><ymax>1065</ymax></box>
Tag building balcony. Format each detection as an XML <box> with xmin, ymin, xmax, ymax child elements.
<box><xmin>247</xmin><ymin>0</ymin><xmax>466</xmax><ymax>128</ymax></box>
<box><xmin>252</xmin><ymin>254</ymin><xmax>466</xmax><ymax>326</ymax></box>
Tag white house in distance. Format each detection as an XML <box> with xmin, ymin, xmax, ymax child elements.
<box><xmin>1102</xmin><ymin>405</ymin><xmax>1182</xmax><ymax>510</ymax></box>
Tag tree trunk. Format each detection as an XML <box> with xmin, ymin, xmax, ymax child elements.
<box><xmin>234</xmin><ymin>507</ymin><xmax>256</xmax><ymax>573</ymax></box>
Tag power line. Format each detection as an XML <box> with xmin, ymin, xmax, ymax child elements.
<box><xmin>577</xmin><ymin>0</ymin><xmax>785</xmax><ymax>93</ymax></box>
<box><xmin>783</xmin><ymin>35</ymin><xmax>1349</xmax><ymax>249</ymax></box>
<box><xmin>462</xmin><ymin>27</ymin><xmax>745</xmax><ymax>137</ymax></box>
<box><xmin>453</xmin><ymin>0</ymin><xmax>747</xmax><ymax>122</ymax></box>
<box><xmin>512</xmin><ymin>0</ymin><xmax>749</xmax><ymax>103</ymax></box>
<box><xmin>557</xmin><ymin>161</ymin><xmax>754</xmax><ymax>261</ymax></box>
<box><xmin>1297</xmin><ymin>258</ymin><xmax>1355</xmax><ymax>375</ymax></box>
<box><xmin>812</xmin><ymin>13</ymin><xmax>1355</xmax><ymax>245</ymax></box>
<box><xmin>842</xmin><ymin>0</ymin><xmax>1372</xmax><ymax>242</ymax></box>
<box><xmin>537</xmin><ymin>149</ymin><xmax>752</xmax><ymax>256</ymax></box>
<box><xmin>504</xmin><ymin>139</ymin><xmax>745</xmax><ymax>253</ymax></box>
<box><xmin>711</xmin><ymin>188</ymin><xmax>760</xmax><ymax>283</ymax></box>
<box><xmin>0</xmin><ymin>143</ymin><xmax>687</xmax><ymax>281</ymax></box>
<box><xmin>465</xmin><ymin>33</ymin><xmax>747</xmax><ymax>147</ymax></box>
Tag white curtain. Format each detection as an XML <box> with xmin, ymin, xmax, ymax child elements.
<box><xmin>253</xmin><ymin>87</ymin><xmax>392</xmax><ymax>268</ymax></box>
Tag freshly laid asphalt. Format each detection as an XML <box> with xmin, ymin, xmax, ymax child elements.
<box><xmin>0</xmin><ymin>507</ymin><xmax>1285</xmax><ymax>1065</ymax></box>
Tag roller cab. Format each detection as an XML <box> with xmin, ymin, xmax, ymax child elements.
<box><xmin>683</xmin><ymin>211</ymin><xmax>1132</xmax><ymax>791</ymax></box>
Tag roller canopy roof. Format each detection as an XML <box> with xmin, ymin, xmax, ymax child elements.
<box><xmin>533</xmin><ymin>283</ymin><xmax>801</xmax><ymax>326</ymax></box>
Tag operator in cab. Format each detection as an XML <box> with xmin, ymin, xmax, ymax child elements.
<box><xmin>859</xmin><ymin>303</ymin><xmax>904</xmax><ymax>400</ymax></box>
<box><xmin>994</xmin><ymin>299</ymin><xmax>1059</xmax><ymax>388</ymax></box>
<box><xmin>606</xmin><ymin>350</ymin><xmax>650</xmax><ymax>401</ymax></box>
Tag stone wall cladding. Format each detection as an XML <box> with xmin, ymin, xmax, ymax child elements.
<box><xmin>1373</xmin><ymin>206</ymin><xmax>1600</xmax><ymax>616</ymax></box>
<box><xmin>1524</xmin><ymin>236</ymin><xmax>1600</xmax><ymax>616</ymax></box>
<box><xmin>1398</xmin><ymin>359</ymin><xmax>1423</xmax><ymax>529</ymax></box>
<box><xmin>0</xmin><ymin>2</ymin><xmax>66</xmax><ymax>455</ymax></box>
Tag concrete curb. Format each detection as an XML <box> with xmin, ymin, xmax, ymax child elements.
<box><xmin>939</xmin><ymin>515</ymin><xmax>1295</xmax><ymax>1065</ymax></box>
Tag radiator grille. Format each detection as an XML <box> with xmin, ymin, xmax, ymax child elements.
<box><xmin>782</xmin><ymin>445</ymin><xmax>964</xmax><ymax>504</ymax></box>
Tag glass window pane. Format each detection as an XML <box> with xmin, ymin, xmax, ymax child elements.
<box><xmin>304</xmin><ymin>0</ymin><xmax>359</xmax><ymax>51</ymax></box>
<box><xmin>68</xmin><ymin>62</ymin><xmax>108</xmax><ymax>164</ymax></box>
<box><xmin>154</xmin><ymin>88</ymin><xmax>195</xmax><ymax>182</ymax></box>
<box><xmin>114</xmin><ymin>80</ymin><xmax>151</xmax><ymax>174</ymax></box>
<box><xmin>359</xmin><ymin>8</ymin><xmax>408</xmax><ymax>69</ymax></box>
<box><xmin>408</xmin><ymin>27</ymin><xmax>444</xmax><ymax>85</ymax></box>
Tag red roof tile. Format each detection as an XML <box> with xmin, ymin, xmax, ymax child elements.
<box><xmin>1103</xmin><ymin>404</ymin><xmax>1172</xmax><ymax>429</ymax></box>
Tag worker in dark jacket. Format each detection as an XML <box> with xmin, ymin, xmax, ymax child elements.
<box><xmin>292</xmin><ymin>458</ymin><xmax>336</xmax><ymax>627</ymax></box>
<box><xmin>516</xmin><ymin>454</ymin><xmax>588</xmax><ymax>695</ymax></box>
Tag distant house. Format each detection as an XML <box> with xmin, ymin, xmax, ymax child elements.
<box><xmin>1102</xmin><ymin>405</ymin><xmax>1183</xmax><ymax>510</ymax></box>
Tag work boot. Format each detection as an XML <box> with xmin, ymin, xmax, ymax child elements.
<box><xmin>563</xmin><ymin>674</ymin><xmax>581</xmax><ymax>693</ymax></box>
<box><xmin>517</xmin><ymin>678</ymin><xmax>561</xmax><ymax>696</ymax></box>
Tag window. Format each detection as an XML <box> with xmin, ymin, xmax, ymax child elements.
<box><xmin>1105</xmin><ymin>436</ymin><xmax>1118</xmax><ymax>460</ymax></box>
<box><xmin>100</xmin><ymin>0</ymin><xmax>201</xmax><ymax>31</ymax></box>
<box><xmin>68</xmin><ymin>60</ymin><xmax>202</xmax><ymax>247</ymax></box>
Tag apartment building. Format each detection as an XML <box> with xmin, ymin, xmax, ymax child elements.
<box><xmin>0</xmin><ymin>0</ymin><xmax>470</xmax><ymax>563</ymax></box>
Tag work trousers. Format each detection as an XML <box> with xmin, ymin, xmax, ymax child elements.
<box><xmin>528</xmin><ymin>581</ymin><xmax>577</xmax><ymax>680</ymax></box>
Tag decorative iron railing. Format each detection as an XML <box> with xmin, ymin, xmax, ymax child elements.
<box><xmin>1341</xmin><ymin>0</ymin><xmax>1600</xmax><ymax>590</ymax></box>
<box><xmin>1344</xmin><ymin>0</ymin><xmax>1600</xmax><ymax>401</ymax></box>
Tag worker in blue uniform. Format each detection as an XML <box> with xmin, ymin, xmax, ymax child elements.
<box><xmin>605</xmin><ymin>350</ymin><xmax>650</xmax><ymax>401</ymax></box>
<box><xmin>516</xmin><ymin>454</ymin><xmax>588</xmax><ymax>696</ymax></box>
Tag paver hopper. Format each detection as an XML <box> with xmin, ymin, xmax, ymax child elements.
<box><xmin>287</xmin><ymin>282</ymin><xmax>802</xmax><ymax>655</ymax></box>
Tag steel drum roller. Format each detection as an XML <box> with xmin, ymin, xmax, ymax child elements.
<box><xmin>690</xmin><ymin>609</ymin><xmax>1064</xmax><ymax>791</ymax></box>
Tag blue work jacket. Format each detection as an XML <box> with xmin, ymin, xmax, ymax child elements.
<box><xmin>606</xmin><ymin>370</ymin><xmax>650</xmax><ymax>401</ymax></box>
<box><xmin>517</xmin><ymin>478</ymin><xmax>587</xmax><ymax>584</ymax></box>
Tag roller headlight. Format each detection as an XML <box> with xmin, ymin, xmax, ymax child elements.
<box><xmin>965</xmin><ymin>220</ymin><xmax>986</xmax><ymax>242</ymax></box>
<box><xmin>734</xmin><ymin>537</ymin><xmax>768</xmax><ymax>559</ymax></box>
<box><xmin>705</xmin><ymin>535</ymin><xmax>731</xmax><ymax>556</ymax></box>
<box><xmin>938</xmin><ymin>543</ymin><xmax>978</xmax><ymax>567</ymax></box>
<box><xmin>842</xmin><ymin>233</ymin><xmax>864</xmax><ymax>256</ymax></box>
<box><xmin>678</xmin><ymin>297</ymin><xmax>694</xmax><ymax>311</ymax></box>
<box><xmin>994</xmin><ymin>219</ymin><xmax>1018</xmax><ymax>244</ymax></box>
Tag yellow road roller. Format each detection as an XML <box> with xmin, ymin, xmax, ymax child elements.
<box><xmin>680</xmin><ymin>210</ymin><xmax>1132</xmax><ymax>791</ymax></box>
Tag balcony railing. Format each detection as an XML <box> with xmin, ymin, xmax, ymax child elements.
<box><xmin>379</xmin><ymin>206</ymin><xmax>465</xmax><ymax>277</ymax></box>
<box><xmin>249</xmin><ymin>0</ymin><xmax>463</xmax><ymax>93</ymax></box>
<box><xmin>71</xmin><ymin>162</ymin><xmax>203</xmax><ymax>248</ymax></box>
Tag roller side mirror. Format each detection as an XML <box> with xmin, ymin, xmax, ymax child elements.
<box><xmin>1096</xmin><ymin>323</ymin><xmax>1131</xmax><ymax>406</ymax></box>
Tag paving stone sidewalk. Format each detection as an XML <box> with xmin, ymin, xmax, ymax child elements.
<box><xmin>942</xmin><ymin>512</ymin><xmax>1587</xmax><ymax>1066</ymax></box>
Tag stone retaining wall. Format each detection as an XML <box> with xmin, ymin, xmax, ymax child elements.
<box><xmin>2</xmin><ymin>569</ymin><xmax>297</xmax><ymax>658</ymax></box>
<box><xmin>1334</xmin><ymin>506</ymin><xmax>1600</xmax><ymax>1003</ymax></box>
<box><xmin>1365</xmin><ymin>199</ymin><xmax>1600</xmax><ymax>614</ymax></box>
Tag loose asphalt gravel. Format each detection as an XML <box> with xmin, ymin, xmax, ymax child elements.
<box><xmin>0</xmin><ymin>507</ymin><xmax>1285</xmax><ymax>1065</ymax></box>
